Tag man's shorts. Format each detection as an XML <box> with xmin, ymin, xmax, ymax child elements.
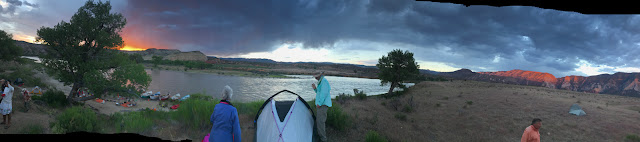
<box><xmin>0</xmin><ymin>103</ymin><xmax>12</xmax><ymax>115</ymax></box>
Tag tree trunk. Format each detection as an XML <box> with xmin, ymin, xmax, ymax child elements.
<box><xmin>68</xmin><ymin>82</ymin><xmax>80</xmax><ymax>106</ymax></box>
<box><xmin>387</xmin><ymin>82</ymin><xmax>397</xmax><ymax>96</ymax></box>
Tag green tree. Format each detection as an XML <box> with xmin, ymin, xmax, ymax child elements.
<box><xmin>0</xmin><ymin>30</ymin><xmax>23</xmax><ymax>61</ymax></box>
<box><xmin>152</xmin><ymin>56</ymin><xmax>163</xmax><ymax>67</ymax></box>
<box><xmin>36</xmin><ymin>0</ymin><xmax>150</xmax><ymax>103</ymax></box>
<box><xmin>376</xmin><ymin>49</ymin><xmax>420</xmax><ymax>95</ymax></box>
<box><xmin>128</xmin><ymin>53</ymin><xmax>144</xmax><ymax>64</ymax></box>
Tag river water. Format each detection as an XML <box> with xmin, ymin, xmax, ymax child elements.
<box><xmin>21</xmin><ymin>56</ymin><xmax>413</xmax><ymax>102</ymax></box>
<box><xmin>146</xmin><ymin>69</ymin><xmax>413</xmax><ymax>102</ymax></box>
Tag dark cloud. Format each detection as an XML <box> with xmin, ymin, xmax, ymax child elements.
<box><xmin>23</xmin><ymin>1</ymin><xmax>38</xmax><ymax>8</ymax></box>
<box><xmin>5</xmin><ymin>0</ymin><xmax>640</xmax><ymax>77</ymax></box>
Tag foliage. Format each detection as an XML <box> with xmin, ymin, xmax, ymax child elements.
<box><xmin>51</xmin><ymin>106</ymin><xmax>98</xmax><ymax>133</ymax></box>
<box><xmin>129</xmin><ymin>54</ymin><xmax>144</xmax><ymax>64</ymax></box>
<box><xmin>171</xmin><ymin>98</ymin><xmax>217</xmax><ymax>130</ymax></box>
<box><xmin>336</xmin><ymin>93</ymin><xmax>351</xmax><ymax>104</ymax></box>
<box><xmin>20</xmin><ymin>124</ymin><xmax>45</xmax><ymax>134</ymax></box>
<box><xmin>36</xmin><ymin>0</ymin><xmax>149</xmax><ymax>99</ymax></box>
<box><xmin>376</xmin><ymin>49</ymin><xmax>420</xmax><ymax>95</ymax></box>
<box><xmin>355</xmin><ymin>90</ymin><xmax>367</xmax><ymax>100</ymax></box>
<box><xmin>627</xmin><ymin>134</ymin><xmax>640</xmax><ymax>142</ymax></box>
<box><xmin>0</xmin><ymin>62</ymin><xmax>48</xmax><ymax>88</ymax></box>
<box><xmin>326</xmin><ymin>102</ymin><xmax>351</xmax><ymax>131</ymax></box>
<box><xmin>365</xmin><ymin>130</ymin><xmax>389</xmax><ymax>142</ymax></box>
<box><xmin>189</xmin><ymin>94</ymin><xmax>215</xmax><ymax>101</ymax></box>
<box><xmin>32</xmin><ymin>90</ymin><xmax>69</xmax><ymax>109</ymax></box>
<box><xmin>233</xmin><ymin>101</ymin><xmax>263</xmax><ymax>117</ymax></box>
<box><xmin>111</xmin><ymin>110</ymin><xmax>155</xmax><ymax>133</ymax></box>
<box><xmin>394</xmin><ymin>113</ymin><xmax>407</xmax><ymax>121</ymax></box>
<box><xmin>152</xmin><ymin>56</ymin><xmax>162</xmax><ymax>67</ymax></box>
<box><xmin>426</xmin><ymin>76</ymin><xmax>448</xmax><ymax>81</ymax></box>
<box><xmin>0</xmin><ymin>30</ymin><xmax>23</xmax><ymax>61</ymax></box>
<box><xmin>84</xmin><ymin>52</ymin><xmax>151</xmax><ymax>94</ymax></box>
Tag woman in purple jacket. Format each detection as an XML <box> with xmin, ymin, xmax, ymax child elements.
<box><xmin>209</xmin><ymin>85</ymin><xmax>241</xmax><ymax>142</ymax></box>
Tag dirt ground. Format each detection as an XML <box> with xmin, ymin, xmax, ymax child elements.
<box><xmin>324</xmin><ymin>80</ymin><xmax>640</xmax><ymax>142</ymax></box>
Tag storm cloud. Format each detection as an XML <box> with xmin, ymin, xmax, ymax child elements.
<box><xmin>3</xmin><ymin>0</ymin><xmax>640</xmax><ymax>77</ymax></box>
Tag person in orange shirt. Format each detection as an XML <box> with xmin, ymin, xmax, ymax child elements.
<box><xmin>521</xmin><ymin>118</ymin><xmax>542</xmax><ymax>142</ymax></box>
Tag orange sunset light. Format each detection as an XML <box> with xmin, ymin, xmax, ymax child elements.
<box><xmin>119</xmin><ymin>45</ymin><xmax>146</xmax><ymax>51</ymax></box>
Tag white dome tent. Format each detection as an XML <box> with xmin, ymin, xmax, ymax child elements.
<box><xmin>254</xmin><ymin>90</ymin><xmax>316</xmax><ymax>142</ymax></box>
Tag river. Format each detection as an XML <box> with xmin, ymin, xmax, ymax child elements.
<box><xmin>21</xmin><ymin>56</ymin><xmax>413</xmax><ymax>102</ymax></box>
<box><xmin>146</xmin><ymin>69</ymin><xmax>413</xmax><ymax>102</ymax></box>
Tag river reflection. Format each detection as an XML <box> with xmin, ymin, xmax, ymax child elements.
<box><xmin>146</xmin><ymin>69</ymin><xmax>414</xmax><ymax>102</ymax></box>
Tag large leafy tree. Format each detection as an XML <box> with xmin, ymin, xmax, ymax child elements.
<box><xmin>36</xmin><ymin>0</ymin><xmax>150</xmax><ymax>103</ymax></box>
<box><xmin>0</xmin><ymin>30</ymin><xmax>23</xmax><ymax>61</ymax></box>
<box><xmin>376</xmin><ymin>49</ymin><xmax>420</xmax><ymax>95</ymax></box>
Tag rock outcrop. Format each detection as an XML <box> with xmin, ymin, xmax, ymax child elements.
<box><xmin>441</xmin><ymin>69</ymin><xmax>640</xmax><ymax>97</ymax></box>
<box><xmin>163</xmin><ymin>51</ymin><xmax>207</xmax><ymax>61</ymax></box>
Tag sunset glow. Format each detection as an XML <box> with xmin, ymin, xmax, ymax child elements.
<box><xmin>119</xmin><ymin>45</ymin><xmax>146</xmax><ymax>51</ymax></box>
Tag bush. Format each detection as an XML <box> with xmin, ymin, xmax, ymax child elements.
<box><xmin>0</xmin><ymin>62</ymin><xmax>48</xmax><ymax>88</ymax></box>
<box><xmin>365</xmin><ymin>130</ymin><xmax>388</xmax><ymax>142</ymax></box>
<box><xmin>355</xmin><ymin>91</ymin><xmax>367</xmax><ymax>100</ymax></box>
<box><xmin>394</xmin><ymin>113</ymin><xmax>407</xmax><ymax>121</ymax></box>
<box><xmin>326</xmin><ymin>102</ymin><xmax>351</xmax><ymax>131</ymax></box>
<box><xmin>336</xmin><ymin>93</ymin><xmax>351</xmax><ymax>104</ymax></box>
<box><xmin>21</xmin><ymin>124</ymin><xmax>45</xmax><ymax>134</ymax></box>
<box><xmin>51</xmin><ymin>106</ymin><xmax>98</xmax><ymax>133</ymax></box>
<box><xmin>466</xmin><ymin>101</ymin><xmax>473</xmax><ymax>105</ymax></box>
<box><xmin>189</xmin><ymin>94</ymin><xmax>215</xmax><ymax>101</ymax></box>
<box><xmin>32</xmin><ymin>90</ymin><xmax>68</xmax><ymax>108</ymax></box>
<box><xmin>111</xmin><ymin>110</ymin><xmax>155</xmax><ymax>133</ymax></box>
<box><xmin>234</xmin><ymin>101</ymin><xmax>263</xmax><ymax>117</ymax></box>
<box><xmin>402</xmin><ymin>105</ymin><xmax>413</xmax><ymax>113</ymax></box>
<box><xmin>172</xmin><ymin>98</ymin><xmax>216</xmax><ymax>130</ymax></box>
<box><xmin>627</xmin><ymin>134</ymin><xmax>640</xmax><ymax>142</ymax></box>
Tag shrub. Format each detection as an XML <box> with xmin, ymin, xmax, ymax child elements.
<box><xmin>51</xmin><ymin>106</ymin><xmax>98</xmax><ymax>133</ymax></box>
<box><xmin>402</xmin><ymin>104</ymin><xmax>413</xmax><ymax>113</ymax></box>
<box><xmin>32</xmin><ymin>90</ymin><xmax>68</xmax><ymax>108</ymax></box>
<box><xmin>365</xmin><ymin>130</ymin><xmax>388</xmax><ymax>142</ymax></box>
<box><xmin>172</xmin><ymin>98</ymin><xmax>216</xmax><ymax>130</ymax></box>
<box><xmin>435</xmin><ymin>103</ymin><xmax>441</xmax><ymax>107</ymax></box>
<box><xmin>355</xmin><ymin>91</ymin><xmax>367</xmax><ymax>100</ymax></box>
<box><xmin>466</xmin><ymin>101</ymin><xmax>473</xmax><ymax>105</ymax></box>
<box><xmin>21</xmin><ymin>124</ymin><xmax>44</xmax><ymax>134</ymax></box>
<box><xmin>627</xmin><ymin>134</ymin><xmax>640</xmax><ymax>142</ymax></box>
<box><xmin>111</xmin><ymin>111</ymin><xmax>155</xmax><ymax>133</ymax></box>
<box><xmin>336</xmin><ymin>93</ymin><xmax>351</xmax><ymax>104</ymax></box>
<box><xmin>394</xmin><ymin>113</ymin><xmax>407</xmax><ymax>121</ymax></box>
<box><xmin>189</xmin><ymin>93</ymin><xmax>214</xmax><ymax>101</ymax></box>
<box><xmin>326</xmin><ymin>102</ymin><xmax>351</xmax><ymax>131</ymax></box>
<box><xmin>234</xmin><ymin>101</ymin><xmax>263</xmax><ymax>117</ymax></box>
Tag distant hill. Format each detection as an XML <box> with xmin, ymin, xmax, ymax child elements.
<box><xmin>14</xmin><ymin>40</ymin><xmax>47</xmax><ymax>56</ymax></box>
<box><xmin>439</xmin><ymin>69</ymin><xmax>640</xmax><ymax>97</ymax></box>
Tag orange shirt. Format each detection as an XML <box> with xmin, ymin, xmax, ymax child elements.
<box><xmin>521</xmin><ymin>125</ymin><xmax>540</xmax><ymax>142</ymax></box>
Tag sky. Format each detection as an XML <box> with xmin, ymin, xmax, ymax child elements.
<box><xmin>2</xmin><ymin>0</ymin><xmax>640</xmax><ymax>77</ymax></box>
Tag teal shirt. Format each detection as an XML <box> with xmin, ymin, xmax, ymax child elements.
<box><xmin>314</xmin><ymin>76</ymin><xmax>332</xmax><ymax>107</ymax></box>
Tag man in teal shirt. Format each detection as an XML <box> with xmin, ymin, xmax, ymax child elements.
<box><xmin>312</xmin><ymin>71</ymin><xmax>331</xmax><ymax>142</ymax></box>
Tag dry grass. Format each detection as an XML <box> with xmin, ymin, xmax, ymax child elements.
<box><xmin>325</xmin><ymin>80</ymin><xmax>640</xmax><ymax>142</ymax></box>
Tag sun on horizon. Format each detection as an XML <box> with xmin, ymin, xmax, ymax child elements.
<box><xmin>119</xmin><ymin>45</ymin><xmax>146</xmax><ymax>51</ymax></box>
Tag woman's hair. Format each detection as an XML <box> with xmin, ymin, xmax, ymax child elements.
<box><xmin>221</xmin><ymin>85</ymin><xmax>233</xmax><ymax>100</ymax></box>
